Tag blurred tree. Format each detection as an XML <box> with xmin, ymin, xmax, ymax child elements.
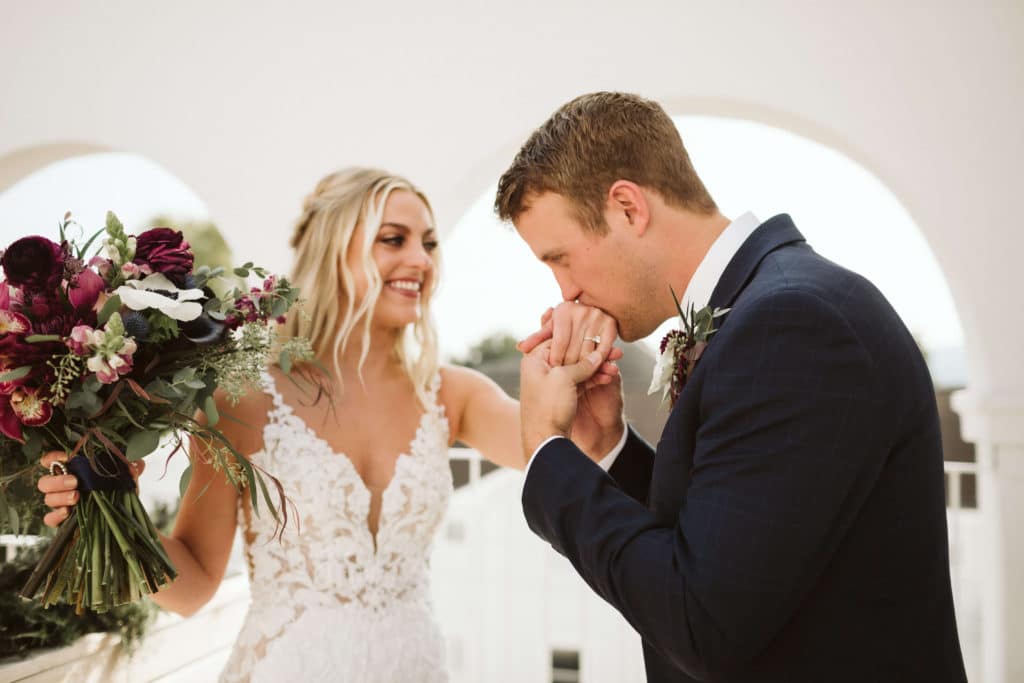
<box><xmin>451</xmin><ymin>333</ymin><xmax>519</xmax><ymax>370</ymax></box>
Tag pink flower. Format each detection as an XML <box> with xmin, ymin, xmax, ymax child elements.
<box><xmin>86</xmin><ymin>337</ymin><xmax>137</xmax><ymax>384</ymax></box>
<box><xmin>120</xmin><ymin>261</ymin><xmax>152</xmax><ymax>279</ymax></box>
<box><xmin>69</xmin><ymin>268</ymin><xmax>105</xmax><ymax>311</ymax></box>
<box><xmin>89</xmin><ymin>256</ymin><xmax>114</xmax><ymax>281</ymax></box>
<box><xmin>67</xmin><ymin>324</ymin><xmax>96</xmax><ymax>355</ymax></box>
<box><xmin>9</xmin><ymin>386</ymin><xmax>52</xmax><ymax>427</ymax></box>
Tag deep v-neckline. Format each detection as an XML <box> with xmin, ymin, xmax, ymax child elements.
<box><xmin>264</xmin><ymin>371</ymin><xmax>432</xmax><ymax>552</ymax></box>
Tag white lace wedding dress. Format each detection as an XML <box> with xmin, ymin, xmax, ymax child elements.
<box><xmin>219</xmin><ymin>371</ymin><xmax>453</xmax><ymax>682</ymax></box>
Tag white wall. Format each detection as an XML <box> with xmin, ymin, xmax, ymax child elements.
<box><xmin>1</xmin><ymin>1</ymin><xmax>1021</xmax><ymax>395</ymax></box>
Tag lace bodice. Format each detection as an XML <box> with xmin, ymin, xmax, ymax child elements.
<box><xmin>219</xmin><ymin>370</ymin><xmax>453</xmax><ymax>682</ymax></box>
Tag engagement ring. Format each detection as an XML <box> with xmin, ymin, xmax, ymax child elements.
<box><xmin>583</xmin><ymin>335</ymin><xmax>602</xmax><ymax>345</ymax></box>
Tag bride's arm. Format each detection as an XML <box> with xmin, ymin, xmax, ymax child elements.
<box><xmin>39</xmin><ymin>389</ymin><xmax>269</xmax><ymax>617</ymax></box>
<box><xmin>441</xmin><ymin>364</ymin><xmax>525</xmax><ymax>470</ymax></box>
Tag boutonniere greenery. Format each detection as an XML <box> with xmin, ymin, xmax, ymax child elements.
<box><xmin>648</xmin><ymin>288</ymin><xmax>729</xmax><ymax>406</ymax></box>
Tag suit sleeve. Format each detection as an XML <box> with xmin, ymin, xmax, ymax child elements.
<box><xmin>606</xmin><ymin>427</ymin><xmax>655</xmax><ymax>505</ymax></box>
<box><xmin>521</xmin><ymin>289</ymin><xmax>883</xmax><ymax>677</ymax></box>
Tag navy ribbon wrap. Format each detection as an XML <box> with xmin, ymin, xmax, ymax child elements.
<box><xmin>65</xmin><ymin>452</ymin><xmax>136</xmax><ymax>493</ymax></box>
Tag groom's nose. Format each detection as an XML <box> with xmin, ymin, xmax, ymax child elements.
<box><xmin>554</xmin><ymin>272</ymin><xmax>582</xmax><ymax>303</ymax></box>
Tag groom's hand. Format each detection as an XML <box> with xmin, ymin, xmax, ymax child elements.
<box><xmin>572</xmin><ymin>374</ymin><xmax>626</xmax><ymax>463</ymax></box>
<box><xmin>518</xmin><ymin>302</ymin><xmax>625</xmax><ymax>462</ymax></box>
<box><xmin>519</xmin><ymin>339</ymin><xmax>607</xmax><ymax>463</ymax></box>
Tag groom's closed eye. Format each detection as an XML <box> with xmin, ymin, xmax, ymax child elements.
<box><xmin>540</xmin><ymin>250</ymin><xmax>566</xmax><ymax>265</ymax></box>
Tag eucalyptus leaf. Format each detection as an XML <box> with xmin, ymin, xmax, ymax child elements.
<box><xmin>233</xmin><ymin>268</ymin><xmax>249</xmax><ymax>278</ymax></box>
<box><xmin>126</xmin><ymin>430</ymin><xmax>162</xmax><ymax>460</ymax></box>
<box><xmin>173</xmin><ymin>367</ymin><xmax>196</xmax><ymax>384</ymax></box>
<box><xmin>183</xmin><ymin>379</ymin><xmax>207</xmax><ymax>390</ymax></box>
<box><xmin>203</xmin><ymin>395</ymin><xmax>220</xmax><ymax>427</ymax></box>
<box><xmin>97</xmin><ymin>294</ymin><xmax>122</xmax><ymax>327</ymax></box>
<box><xmin>21</xmin><ymin>431</ymin><xmax>43</xmax><ymax>459</ymax></box>
<box><xmin>271</xmin><ymin>298</ymin><xmax>289</xmax><ymax>318</ymax></box>
<box><xmin>179</xmin><ymin>464</ymin><xmax>193</xmax><ymax>498</ymax></box>
<box><xmin>67</xmin><ymin>391</ymin><xmax>103</xmax><ymax>416</ymax></box>
<box><xmin>0</xmin><ymin>366</ymin><xmax>31</xmax><ymax>383</ymax></box>
<box><xmin>147</xmin><ymin>379</ymin><xmax>182</xmax><ymax>400</ymax></box>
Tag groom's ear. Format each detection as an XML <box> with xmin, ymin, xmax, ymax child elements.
<box><xmin>606</xmin><ymin>180</ymin><xmax>650</xmax><ymax>236</ymax></box>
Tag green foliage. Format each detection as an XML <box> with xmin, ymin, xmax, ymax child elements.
<box><xmin>144</xmin><ymin>311</ymin><xmax>180</xmax><ymax>344</ymax></box>
<box><xmin>0</xmin><ymin>539</ymin><xmax>158</xmax><ymax>659</ymax></box>
<box><xmin>452</xmin><ymin>333</ymin><xmax>520</xmax><ymax>370</ymax></box>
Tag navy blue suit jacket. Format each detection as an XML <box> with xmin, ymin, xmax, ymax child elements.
<box><xmin>522</xmin><ymin>215</ymin><xmax>966</xmax><ymax>682</ymax></box>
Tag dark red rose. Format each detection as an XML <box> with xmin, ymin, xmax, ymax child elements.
<box><xmin>133</xmin><ymin>228</ymin><xmax>194</xmax><ymax>286</ymax></box>
<box><xmin>0</xmin><ymin>236</ymin><xmax>63</xmax><ymax>291</ymax></box>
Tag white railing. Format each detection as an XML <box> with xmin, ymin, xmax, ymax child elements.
<box><xmin>0</xmin><ymin>456</ymin><xmax>983</xmax><ymax>682</ymax></box>
<box><xmin>944</xmin><ymin>460</ymin><xmax>977</xmax><ymax>511</ymax></box>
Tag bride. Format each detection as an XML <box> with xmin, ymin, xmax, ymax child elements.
<box><xmin>37</xmin><ymin>167</ymin><xmax>624</xmax><ymax>682</ymax></box>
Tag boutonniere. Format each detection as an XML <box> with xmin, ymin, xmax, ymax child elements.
<box><xmin>648</xmin><ymin>288</ymin><xmax>729</xmax><ymax>406</ymax></box>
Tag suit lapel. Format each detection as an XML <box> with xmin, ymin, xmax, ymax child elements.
<box><xmin>648</xmin><ymin>215</ymin><xmax>807</xmax><ymax>520</ymax></box>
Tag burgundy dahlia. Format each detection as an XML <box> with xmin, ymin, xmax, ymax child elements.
<box><xmin>0</xmin><ymin>236</ymin><xmax>63</xmax><ymax>291</ymax></box>
<box><xmin>133</xmin><ymin>228</ymin><xmax>194</xmax><ymax>286</ymax></box>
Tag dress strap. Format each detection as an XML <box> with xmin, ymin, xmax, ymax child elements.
<box><xmin>259</xmin><ymin>369</ymin><xmax>290</xmax><ymax>416</ymax></box>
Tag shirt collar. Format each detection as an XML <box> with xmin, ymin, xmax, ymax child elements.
<box><xmin>681</xmin><ymin>212</ymin><xmax>761</xmax><ymax>312</ymax></box>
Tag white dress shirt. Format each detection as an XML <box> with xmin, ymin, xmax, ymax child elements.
<box><xmin>524</xmin><ymin>212</ymin><xmax>762</xmax><ymax>478</ymax></box>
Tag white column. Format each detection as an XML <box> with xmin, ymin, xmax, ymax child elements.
<box><xmin>951</xmin><ymin>390</ymin><xmax>1024</xmax><ymax>683</ymax></box>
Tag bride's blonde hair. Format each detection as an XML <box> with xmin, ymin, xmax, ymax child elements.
<box><xmin>282</xmin><ymin>167</ymin><xmax>440</xmax><ymax>407</ymax></box>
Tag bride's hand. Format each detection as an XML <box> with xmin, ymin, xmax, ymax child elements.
<box><xmin>517</xmin><ymin>302</ymin><xmax>622</xmax><ymax>387</ymax></box>
<box><xmin>37</xmin><ymin>451</ymin><xmax>144</xmax><ymax>527</ymax></box>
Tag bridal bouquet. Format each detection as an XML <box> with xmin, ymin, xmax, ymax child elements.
<box><xmin>0</xmin><ymin>212</ymin><xmax>315</xmax><ymax>612</ymax></box>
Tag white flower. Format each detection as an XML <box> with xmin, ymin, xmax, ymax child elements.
<box><xmin>114</xmin><ymin>272</ymin><xmax>204</xmax><ymax>321</ymax></box>
<box><xmin>648</xmin><ymin>334</ymin><xmax>682</xmax><ymax>401</ymax></box>
<box><xmin>101</xmin><ymin>239</ymin><xmax>121</xmax><ymax>261</ymax></box>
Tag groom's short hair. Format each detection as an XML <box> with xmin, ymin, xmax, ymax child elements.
<box><xmin>495</xmin><ymin>92</ymin><xmax>717</xmax><ymax>233</ymax></box>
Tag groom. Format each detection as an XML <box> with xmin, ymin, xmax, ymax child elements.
<box><xmin>503</xmin><ymin>93</ymin><xmax>966</xmax><ymax>682</ymax></box>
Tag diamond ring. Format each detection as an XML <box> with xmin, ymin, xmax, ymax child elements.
<box><xmin>583</xmin><ymin>335</ymin><xmax>602</xmax><ymax>345</ymax></box>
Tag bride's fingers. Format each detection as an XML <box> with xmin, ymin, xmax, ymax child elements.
<box><xmin>37</xmin><ymin>472</ymin><xmax>78</xmax><ymax>495</ymax></box>
<box><xmin>44</xmin><ymin>490</ymin><xmax>79</xmax><ymax>508</ymax></box>
<box><xmin>39</xmin><ymin>450</ymin><xmax>68</xmax><ymax>470</ymax></box>
<box><xmin>43</xmin><ymin>507</ymin><xmax>69</xmax><ymax>528</ymax></box>
<box><xmin>517</xmin><ymin>321</ymin><xmax>553</xmax><ymax>354</ymax></box>
<box><xmin>129</xmin><ymin>460</ymin><xmax>146</xmax><ymax>481</ymax></box>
